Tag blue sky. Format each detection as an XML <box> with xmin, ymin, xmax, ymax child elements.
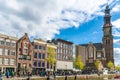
<box><xmin>0</xmin><ymin>0</ymin><xmax>120</xmax><ymax>65</ymax></box>
<box><xmin>55</xmin><ymin>16</ymin><xmax>103</xmax><ymax>44</ymax></box>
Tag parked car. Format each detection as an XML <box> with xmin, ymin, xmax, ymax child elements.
<box><xmin>114</xmin><ymin>75</ymin><xmax>120</xmax><ymax>79</ymax></box>
<box><xmin>101</xmin><ymin>68</ymin><xmax>108</xmax><ymax>74</ymax></box>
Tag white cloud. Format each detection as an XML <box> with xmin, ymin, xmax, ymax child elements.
<box><xmin>0</xmin><ymin>0</ymin><xmax>116</xmax><ymax>40</ymax></box>
<box><xmin>112</xmin><ymin>19</ymin><xmax>120</xmax><ymax>37</ymax></box>
<box><xmin>112</xmin><ymin>19</ymin><xmax>120</xmax><ymax>29</ymax></box>
<box><xmin>114</xmin><ymin>48</ymin><xmax>120</xmax><ymax>65</ymax></box>
<box><xmin>114</xmin><ymin>39</ymin><xmax>120</xmax><ymax>44</ymax></box>
<box><xmin>0</xmin><ymin>0</ymin><xmax>120</xmax><ymax>66</ymax></box>
<box><xmin>111</xmin><ymin>4</ymin><xmax>120</xmax><ymax>13</ymax></box>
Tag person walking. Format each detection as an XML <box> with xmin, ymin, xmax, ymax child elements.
<box><xmin>0</xmin><ymin>70</ymin><xmax>2</xmax><ymax>80</ymax></box>
<box><xmin>5</xmin><ymin>70</ymin><xmax>10</xmax><ymax>78</ymax></box>
<box><xmin>11</xmin><ymin>70</ymin><xmax>14</xmax><ymax>77</ymax></box>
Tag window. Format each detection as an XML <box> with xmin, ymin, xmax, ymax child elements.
<box><xmin>58</xmin><ymin>54</ymin><xmax>61</xmax><ymax>60</ymax></box>
<box><xmin>58</xmin><ymin>48</ymin><xmax>60</xmax><ymax>53</ymax></box>
<box><xmin>42</xmin><ymin>61</ymin><xmax>45</xmax><ymax>67</ymax></box>
<box><xmin>5</xmin><ymin>49</ymin><xmax>10</xmax><ymax>55</ymax></box>
<box><xmin>39</xmin><ymin>46</ymin><xmax>42</xmax><ymax>49</ymax></box>
<box><xmin>106</xmin><ymin>40</ymin><xmax>110</xmax><ymax>45</ymax></box>
<box><xmin>88</xmin><ymin>46</ymin><xmax>94</xmax><ymax>58</ymax></box>
<box><xmin>47</xmin><ymin>62</ymin><xmax>49</xmax><ymax>69</ymax></box>
<box><xmin>11</xmin><ymin>50</ymin><xmax>15</xmax><ymax>56</ymax></box>
<box><xmin>19</xmin><ymin>48</ymin><xmax>21</xmax><ymax>51</ymax></box>
<box><xmin>4</xmin><ymin>58</ymin><xmax>9</xmax><ymax>65</ymax></box>
<box><xmin>11</xmin><ymin>41</ymin><xmax>16</xmax><ymax>47</ymax></box>
<box><xmin>34</xmin><ymin>45</ymin><xmax>38</xmax><ymax>49</ymax></box>
<box><xmin>34</xmin><ymin>61</ymin><xmax>37</xmax><ymax>67</ymax></box>
<box><xmin>24</xmin><ymin>49</ymin><xmax>28</xmax><ymax>53</ymax></box>
<box><xmin>39</xmin><ymin>46</ymin><xmax>45</xmax><ymax>50</ymax></box>
<box><xmin>42</xmin><ymin>47</ymin><xmax>45</xmax><ymax>50</ymax></box>
<box><xmin>34</xmin><ymin>53</ymin><xmax>37</xmax><ymax>58</ymax></box>
<box><xmin>22</xmin><ymin>55</ymin><xmax>27</xmax><ymax>60</ymax></box>
<box><xmin>0</xmin><ymin>58</ymin><xmax>3</xmax><ymax>65</ymax></box>
<box><xmin>42</xmin><ymin>54</ymin><xmax>45</xmax><ymax>59</ymax></box>
<box><xmin>97</xmin><ymin>52</ymin><xmax>101</xmax><ymax>58</ymax></box>
<box><xmin>25</xmin><ymin>43</ymin><xmax>28</xmax><ymax>47</ymax></box>
<box><xmin>58</xmin><ymin>42</ymin><xmax>60</xmax><ymax>47</ymax></box>
<box><xmin>0</xmin><ymin>40</ymin><xmax>4</xmax><ymax>45</ymax></box>
<box><xmin>6</xmin><ymin>42</ymin><xmax>10</xmax><ymax>46</ymax></box>
<box><xmin>38</xmin><ymin>61</ymin><xmax>41</xmax><ymax>67</ymax></box>
<box><xmin>0</xmin><ymin>48</ymin><xmax>3</xmax><ymax>55</ymax></box>
<box><xmin>60</xmin><ymin>49</ymin><xmax>62</xmax><ymax>53</ymax></box>
<box><xmin>6</xmin><ymin>40</ymin><xmax>10</xmax><ymax>46</ymax></box>
<box><xmin>10</xmin><ymin>59</ymin><xmax>15</xmax><ymax>65</ymax></box>
<box><xmin>19</xmin><ymin>54</ymin><xmax>23</xmax><ymax>59</ymax></box>
<box><xmin>38</xmin><ymin>53</ymin><xmax>41</xmax><ymax>59</ymax></box>
<box><xmin>27</xmin><ymin>55</ymin><xmax>31</xmax><ymax>60</ymax></box>
<box><xmin>61</xmin><ymin>43</ymin><xmax>62</xmax><ymax>47</ymax></box>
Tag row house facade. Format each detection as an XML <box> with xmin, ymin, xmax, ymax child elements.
<box><xmin>0</xmin><ymin>33</ymin><xmax>58</xmax><ymax>74</ymax></box>
<box><xmin>32</xmin><ymin>39</ymin><xmax>47</xmax><ymax>75</ymax></box>
<box><xmin>0</xmin><ymin>33</ymin><xmax>18</xmax><ymax>73</ymax></box>
<box><xmin>46</xmin><ymin>43</ymin><xmax>57</xmax><ymax>72</ymax></box>
<box><xmin>16</xmin><ymin>33</ymin><xmax>33</xmax><ymax>74</ymax></box>
<box><xmin>51</xmin><ymin>39</ymin><xmax>73</xmax><ymax>71</ymax></box>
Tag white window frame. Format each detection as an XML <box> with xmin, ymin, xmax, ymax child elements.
<box><xmin>4</xmin><ymin>58</ymin><xmax>9</xmax><ymax>65</ymax></box>
<box><xmin>0</xmin><ymin>58</ymin><xmax>3</xmax><ymax>65</ymax></box>
<box><xmin>0</xmin><ymin>48</ymin><xmax>3</xmax><ymax>55</ymax></box>
<box><xmin>10</xmin><ymin>59</ymin><xmax>15</xmax><ymax>65</ymax></box>
<box><xmin>11</xmin><ymin>41</ymin><xmax>16</xmax><ymax>47</ymax></box>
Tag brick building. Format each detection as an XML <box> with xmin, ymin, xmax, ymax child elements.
<box><xmin>76</xmin><ymin>5</ymin><xmax>114</xmax><ymax>69</ymax></box>
<box><xmin>51</xmin><ymin>39</ymin><xmax>73</xmax><ymax>71</ymax></box>
<box><xmin>77</xmin><ymin>42</ymin><xmax>105</xmax><ymax>70</ymax></box>
<box><xmin>46</xmin><ymin>42</ymin><xmax>57</xmax><ymax>72</ymax></box>
<box><xmin>32</xmin><ymin>39</ymin><xmax>47</xmax><ymax>75</ymax></box>
<box><xmin>16</xmin><ymin>33</ymin><xmax>33</xmax><ymax>74</ymax></box>
<box><xmin>0</xmin><ymin>33</ymin><xmax>18</xmax><ymax>73</ymax></box>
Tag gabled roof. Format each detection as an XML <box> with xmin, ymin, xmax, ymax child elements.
<box><xmin>17</xmin><ymin>33</ymin><xmax>31</xmax><ymax>43</ymax></box>
<box><xmin>79</xmin><ymin>43</ymin><xmax>103</xmax><ymax>50</ymax></box>
<box><xmin>56</xmin><ymin>38</ymin><xmax>73</xmax><ymax>44</ymax></box>
<box><xmin>93</xmin><ymin>43</ymin><xmax>103</xmax><ymax>50</ymax></box>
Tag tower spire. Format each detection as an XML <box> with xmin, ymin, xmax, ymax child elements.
<box><xmin>103</xmin><ymin>4</ymin><xmax>112</xmax><ymax>28</ymax></box>
<box><xmin>102</xmin><ymin>3</ymin><xmax>114</xmax><ymax>66</ymax></box>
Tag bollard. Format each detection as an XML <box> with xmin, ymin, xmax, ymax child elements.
<box><xmin>27</xmin><ymin>77</ymin><xmax>30</xmax><ymax>80</ymax></box>
<box><xmin>74</xmin><ymin>75</ymin><xmax>77</xmax><ymax>80</ymax></box>
<box><xmin>65</xmin><ymin>76</ymin><xmax>67</xmax><ymax>80</ymax></box>
<box><xmin>47</xmin><ymin>75</ymin><xmax>50</xmax><ymax>80</ymax></box>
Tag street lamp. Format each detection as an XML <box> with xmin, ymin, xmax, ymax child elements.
<box><xmin>23</xmin><ymin>64</ymin><xmax>26</xmax><ymax>76</ymax></box>
<box><xmin>65</xmin><ymin>64</ymin><xmax>67</xmax><ymax>75</ymax></box>
<box><xmin>65</xmin><ymin>64</ymin><xmax>67</xmax><ymax>80</ymax></box>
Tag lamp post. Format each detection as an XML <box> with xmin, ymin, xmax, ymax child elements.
<box><xmin>23</xmin><ymin>64</ymin><xmax>26</xmax><ymax>76</ymax></box>
<box><xmin>65</xmin><ymin>64</ymin><xmax>68</xmax><ymax>75</ymax></box>
<box><xmin>65</xmin><ymin>64</ymin><xmax>67</xmax><ymax>80</ymax></box>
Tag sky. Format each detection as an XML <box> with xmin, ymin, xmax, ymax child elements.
<box><xmin>0</xmin><ymin>0</ymin><xmax>120</xmax><ymax>65</ymax></box>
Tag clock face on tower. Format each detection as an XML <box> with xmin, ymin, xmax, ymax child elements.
<box><xmin>104</xmin><ymin>27</ymin><xmax>110</xmax><ymax>35</ymax></box>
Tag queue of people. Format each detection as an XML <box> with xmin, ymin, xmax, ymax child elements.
<box><xmin>0</xmin><ymin>69</ymin><xmax>15</xmax><ymax>80</ymax></box>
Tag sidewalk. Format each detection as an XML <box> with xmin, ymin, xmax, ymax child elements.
<box><xmin>2</xmin><ymin>75</ymin><xmax>47</xmax><ymax>80</ymax></box>
<box><xmin>2</xmin><ymin>76</ymin><xmax>29</xmax><ymax>80</ymax></box>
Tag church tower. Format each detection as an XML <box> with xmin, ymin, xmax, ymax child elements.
<box><xmin>102</xmin><ymin>5</ymin><xmax>114</xmax><ymax>65</ymax></box>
